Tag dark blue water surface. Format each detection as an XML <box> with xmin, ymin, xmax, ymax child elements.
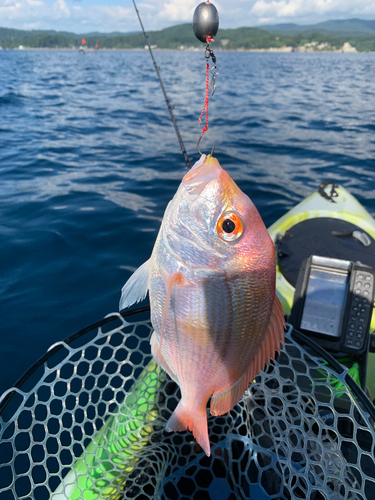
<box><xmin>1</xmin><ymin>49</ymin><xmax>375</xmax><ymax>396</ymax></box>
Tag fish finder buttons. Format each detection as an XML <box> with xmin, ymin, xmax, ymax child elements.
<box><xmin>348</xmin><ymin>270</ymin><xmax>374</xmax><ymax>351</ymax></box>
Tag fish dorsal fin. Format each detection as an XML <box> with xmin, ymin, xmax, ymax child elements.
<box><xmin>119</xmin><ymin>259</ymin><xmax>150</xmax><ymax>311</ymax></box>
<box><xmin>210</xmin><ymin>294</ymin><xmax>285</xmax><ymax>417</ymax></box>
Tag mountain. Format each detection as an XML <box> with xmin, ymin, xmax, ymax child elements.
<box><xmin>0</xmin><ymin>26</ymin><xmax>143</xmax><ymax>49</ymax></box>
<box><xmin>262</xmin><ymin>19</ymin><xmax>375</xmax><ymax>36</ymax></box>
<box><xmin>0</xmin><ymin>27</ymin><xmax>80</xmax><ymax>39</ymax></box>
<box><xmin>0</xmin><ymin>27</ymin><xmax>139</xmax><ymax>41</ymax></box>
<box><xmin>1</xmin><ymin>20</ymin><xmax>375</xmax><ymax>51</ymax></box>
<box><xmin>86</xmin><ymin>31</ymin><xmax>140</xmax><ymax>37</ymax></box>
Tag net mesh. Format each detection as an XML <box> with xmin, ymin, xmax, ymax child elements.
<box><xmin>0</xmin><ymin>312</ymin><xmax>374</xmax><ymax>500</ymax></box>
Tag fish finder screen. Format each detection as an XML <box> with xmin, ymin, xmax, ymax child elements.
<box><xmin>300</xmin><ymin>268</ymin><xmax>349</xmax><ymax>337</ymax></box>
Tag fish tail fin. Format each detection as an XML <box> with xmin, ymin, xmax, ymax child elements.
<box><xmin>166</xmin><ymin>401</ymin><xmax>210</xmax><ymax>457</ymax></box>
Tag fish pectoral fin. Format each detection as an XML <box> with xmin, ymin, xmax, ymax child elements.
<box><xmin>150</xmin><ymin>331</ymin><xmax>176</xmax><ymax>381</ymax></box>
<box><xmin>210</xmin><ymin>294</ymin><xmax>285</xmax><ymax>417</ymax></box>
<box><xmin>159</xmin><ymin>271</ymin><xmax>183</xmax><ymax>354</ymax></box>
<box><xmin>150</xmin><ymin>272</ymin><xmax>183</xmax><ymax>380</ymax></box>
<box><xmin>119</xmin><ymin>259</ymin><xmax>150</xmax><ymax>311</ymax></box>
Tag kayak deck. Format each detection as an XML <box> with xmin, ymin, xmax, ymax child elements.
<box><xmin>268</xmin><ymin>182</ymin><xmax>375</xmax><ymax>398</ymax></box>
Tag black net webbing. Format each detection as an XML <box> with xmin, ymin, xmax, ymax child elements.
<box><xmin>0</xmin><ymin>310</ymin><xmax>374</xmax><ymax>500</ymax></box>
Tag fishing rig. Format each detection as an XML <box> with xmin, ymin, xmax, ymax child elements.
<box><xmin>192</xmin><ymin>1</ymin><xmax>220</xmax><ymax>153</ymax></box>
<box><xmin>132</xmin><ymin>0</ymin><xmax>220</xmax><ymax>166</ymax></box>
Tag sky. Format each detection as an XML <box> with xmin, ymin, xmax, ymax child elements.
<box><xmin>1</xmin><ymin>0</ymin><xmax>375</xmax><ymax>34</ymax></box>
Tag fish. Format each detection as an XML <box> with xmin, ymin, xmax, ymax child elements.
<box><xmin>119</xmin><ymin>154</ymin><xmax>285</xmax><ymax>457</ymax></box>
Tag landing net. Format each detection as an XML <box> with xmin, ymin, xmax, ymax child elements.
<box><xmin>0</xmin><ymin>308</ymin><xmax>374</xmax><ymax>500</ymax></box>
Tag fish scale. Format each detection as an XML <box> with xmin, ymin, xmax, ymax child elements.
<box><xmin>120</xmin><ymin>154</ymin><xmax>285</xmax><ymax>456</ymax></box>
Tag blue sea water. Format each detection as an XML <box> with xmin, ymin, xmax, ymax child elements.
<box><xmin>0</xmin><ymin>49</ymin><xmax>375</xmax><ymax>396</ymax></box>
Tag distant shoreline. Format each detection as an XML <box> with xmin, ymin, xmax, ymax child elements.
<box><xmin>2</xmin><ymin>47</ymin><xmax>374</xmax><ymax>54</ymax></box>
<box><xmin>2</xmin><ymin>21</ymin><xmax>375</xmax><ymax>53</ymax></box>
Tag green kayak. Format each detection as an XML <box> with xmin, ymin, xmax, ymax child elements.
<box><xmin>1</xmin><ymin>181</ymin><xmax>375</xmax><ymax>500</ymax></box>
<box><xmin>268</xmin><ymin>181</ymin><xmax>375</xmax><ymax>396</ymax></box>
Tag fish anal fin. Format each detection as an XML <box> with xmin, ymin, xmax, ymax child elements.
<box><xmin>166</xmin><ymin>400</ymin><xmax>211</xmax><ymax>457</ymax></box>
<box><xmin>210</xmin><ymin>294</ymin><xmax>285</xmax><ymax>417</ymax></box>
<box><xmin>119</xmin><ymin>259</ymin><xmax>150</xmax><ymax>311</ymax></box>
<box><xmin>150</xmin><ymin>331</ymin><xmax>176</xmax><ymax>381</ymax></box>
<box><xmin>210</xmin><ymin>367</ymin><xmax>254</xmax><ymax>418</ymax></box>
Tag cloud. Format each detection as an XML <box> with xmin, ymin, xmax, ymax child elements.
<box><xmin>1</xmin><ymin>0</ymin><xmax>375</xmax><ymax>33</ymax></box>
<box><xmin>156</xmin><ymin>0</ymin><xmax>198</xmax><ymax>22</ymax></box>
<box><xmin>0</xmin><ymin>0</ymin><xmax>134</xmax><ymax>32</ymax></box>
<box><xmin>138</xmin><ymin>1</ymin><xmax>159</xmax><ymax>11</ymax></box>
<box><xmin>72</xmin><ymin>4</ymin><xmax>132</xmax><ymax>27</ymax></box>
<box><xmin>251</xmin><ymin>0</ymin><xmax>301</xmax><ymax>18</ymax></box>
<box><xmin>0</xmin><ymin>0</ymin><xmax>45</xmax><ymax>23</ymax></box>
<box><xmin>145</xmin><ymin>0</ymin><xmax>375</xmax><ymax>29</ymax></box>
<box><xmin>155</xmin><ymin>0</ymin><xmax>230</xmax><ymax>25</ymax></box>
<box><xmin>52</xmin><ymin>0</ymin><xmax>70</xmax><ymax>18</ymax></box>
<box><xmin>0</xmin><ymin>0</ymin><xmax>70</xmax><ymax>23</ymax></box>
<box><xmin>250</xmin><ymin>0</ymin><xmax>375</xmax><ymax>21</ymax></box>
<box><xmin>28</xmin><ymin>0</ymin><xmax>45</xmax><ymax>6</ymax></box>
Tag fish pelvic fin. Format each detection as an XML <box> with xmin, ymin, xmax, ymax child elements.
<box><xmin>210</xmin><ymin>294</ymin><xmax>286</xmax><ymax>417</ymax></box>
<box><xmin>119</xmin><ymin>259</ymin><xmax>150</xmax><ymax>311</ymax></box>
<box><xmin>166</xmin><ymin>400</ymin><xmax>211</xmax><ymax>457</ymax></box>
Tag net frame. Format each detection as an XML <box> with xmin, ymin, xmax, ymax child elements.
<box><xmin>0</xmin><ymin>307</ymin><xmax>374</xmax><ymax>500</ymax></box>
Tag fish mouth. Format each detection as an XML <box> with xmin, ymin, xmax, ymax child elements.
<box><xmin>182</xmin><ymin>155</ymin><xmax>223</xmax><ymax>198</ymax></box>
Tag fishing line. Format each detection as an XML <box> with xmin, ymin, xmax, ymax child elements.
<box><xmin>193</xmin><ymin>1</ymin><xmax>219</xmax><ymax>146</ymax></box>
<box><xmin>197</xmin><ymin>38</ymin><xmax>219</xmax><ymax>138</ymax></box>
<box><xmin>198</xmin><ymin>60</ymin><xmax>210</xmax><ymax>136</ymax></box>
<box><xmin>132</xmin><ymin>0</ymin><xmax>192</xmax><ymax>170</ymax></box>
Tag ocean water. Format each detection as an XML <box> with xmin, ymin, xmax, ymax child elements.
<box><xmin>0</xmin><ymin>49</ymin><xmax>375</xmax><ymax>397</ymax></box>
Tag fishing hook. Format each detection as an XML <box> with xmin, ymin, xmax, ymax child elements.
<box><xmin>197</xmin><ymin>135</ymin><xmax>215</xmax><ymax>157</ymax></box>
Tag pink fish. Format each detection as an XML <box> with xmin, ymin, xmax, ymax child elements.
<box><xmin>120</xmin><ymin>154</ymin><xmax>285</xmax><ymax>456</ymax></box>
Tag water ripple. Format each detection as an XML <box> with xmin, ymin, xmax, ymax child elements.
<box><xmin>0</xmin><ymin>49</ymin><xmax>375</xmax><ymax>393</ymax></box>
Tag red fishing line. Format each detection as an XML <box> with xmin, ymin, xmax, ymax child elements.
<box><xmin>198</xmin><ymin>62</ymin><xmax>210</xmax><ymax>137</ymax></box>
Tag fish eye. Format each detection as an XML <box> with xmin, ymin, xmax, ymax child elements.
<box><xmin>217</xmin><ymin>212</ymin><xmax>243</xmax><ymax>242</ymax></box>
<box><xmin>222</xmin><ymin>219</ymin><xmax>236</xmax><ymax>233</ymax></box>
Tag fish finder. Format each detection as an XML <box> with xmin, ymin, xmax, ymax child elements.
<box><xmin>289</xmin><ymin>255</ymin><xmax>375</xmax><ymax>355</ymax></box>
